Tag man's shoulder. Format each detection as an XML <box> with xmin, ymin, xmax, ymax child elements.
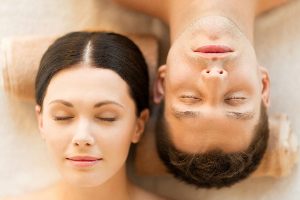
<box><xmin>131</xmin><ymin>183</ymin><xmax>172</xmax><ymax>200</ymax></box>
<box><xmin>107</xmin><ymin>0</ymin><xmax>168</xmax><ymax>22</ymax></box>
<box><xmin>257</xmin><ymin>0</ymin><xmax>293</xmax><ymax>15</ymax></box>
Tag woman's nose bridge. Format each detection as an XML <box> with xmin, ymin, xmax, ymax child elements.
<box><xmin>72</xmin><ymin>117</ymin><xmax>94</xmax><ymax>146</ymax></box>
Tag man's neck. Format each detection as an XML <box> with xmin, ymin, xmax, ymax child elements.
<box><xmin>167</xmin><ymin>0</ymin><xmax>257</xmax><ymax>44</ymax></box>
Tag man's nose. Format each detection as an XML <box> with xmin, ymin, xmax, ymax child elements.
<box><xmin>200</xmin><ymin>67</ymin><xmax>228</xmax><ymax>105</ymax></box>
<box><xmin>72</xmin><ymin>119</ymin><xmax>95</xmax><ymax>147</ymax></box>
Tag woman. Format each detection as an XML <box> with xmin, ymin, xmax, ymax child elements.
<box><xmin>3</xmin><ymin>32</ymin><xmax>169</xmax><ymax>200</ymax></box>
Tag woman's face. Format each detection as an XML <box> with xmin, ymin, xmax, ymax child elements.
<box><xmin>36</xmin><ymin>66</ymin><xmax>148</xmax><ymax>187</ymax></box>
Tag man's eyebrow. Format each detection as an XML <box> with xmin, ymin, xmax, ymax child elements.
<box><xmin>171</xmin><ymin>106</ymin><xmax>255</xmax><ymax>121</ymax></box>
<box><xmin>49</xmin><ymin>99</ymin><xmax>73</xmax><ymax>107</ymax></box>
<box><xmin>225</xmin><ymin>111</ymin><xmax>255</xmax><ymax>120</ymax></box>
<box><xmin>94</xmin><ymin>101</ymin><xmax>124</xmax><ymax>109</ymax></box>
<box><xmin>171</xmin><ymin>107</ymin><xmax>201</xmax><ymax>119</ymax></box>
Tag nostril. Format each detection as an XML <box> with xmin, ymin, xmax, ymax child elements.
<box><xmin>206</xmin><ymin>70</ymin><xmax>210</xmax><ymax>73</ymax></box>
<box><xmin>219</xmin><ymin>71</ymin><xmax>223</xmax><ymax>74</ymax></box>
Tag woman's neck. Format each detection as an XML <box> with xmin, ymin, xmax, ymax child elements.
<box><xmin>167</xmin><ymin>0</ymin><xmax>257</xmax><ymax>44</ymax></box>
<box><xmin>57</xmin><ymin>165</ymin><xmax>133</xmax><ymax>200</ymax></box>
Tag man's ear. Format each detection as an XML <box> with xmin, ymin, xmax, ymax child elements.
<box><xmin>35</xmin><ymin>105</ymin><xmax>46</xmax><ymax>141</ymax></box>
<box><xmin>153</xmin><ymin>65</ymin><xmax>166</xmax><ymax>105</ymax></box>
<box><xmin>131</xmin><ymin>109</ymin><xmax>150</xmax><ymax>143</ymax></box>
<box><xmin>260</xmin><ymin>67</ymin><xmax>270</xmax><ymax>109</ymax></box>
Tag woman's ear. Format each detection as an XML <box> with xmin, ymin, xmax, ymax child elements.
<box><xmin>260</xmin><ymin>67</ymin><xmax>270</xmax><ymax>109</ymax></box>
<box><xmin>153</xmin><ymin>65</ymin><xmax>166</xmax><ymax>105</ymax></box>
<box><xmin>35</xmin><ymin>105</ymin><xmax>46</xmax><ymax>141</ymax></box>
<box><xmin>132</xmin><ymin>109</ymin><xmax>150</xmax><ymax>143</ymax></box>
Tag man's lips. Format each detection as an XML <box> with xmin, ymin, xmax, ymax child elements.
<box><xmin>195</xmin><ymin>45</ymin><xmax>233</xmax><ymax>58</ymax></box>
<box><xmin>67</xmin><ymin>156</ymin><xmax>102</xmax><ymax>167</ymax></box>
<box><xmin>195</xmin><ymin>45</ymin><xmax>233</xmax><ymax>53</ymax></box>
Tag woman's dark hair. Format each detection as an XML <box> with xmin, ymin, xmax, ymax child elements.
<box><xmin>155</xmin><ymin>101</ymin><xmax>269</xmax><ymax>188</ymax></box>
<box><xmin>35</xmin><ymin>31</ymin><xmax>149</xmax><ymax>115</ymax></box>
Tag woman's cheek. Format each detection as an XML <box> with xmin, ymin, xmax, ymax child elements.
<box><xmin>43</xmin><ymin>121</ymin><xmax>72</xmax><ymax>163</ymax></box>
<box><xmin>100</xmin><ymin>123</ymin><xmax>134</xmax><ymax>158</ymax></box>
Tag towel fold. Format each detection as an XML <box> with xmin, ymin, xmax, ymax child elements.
<box><xmin>1</xmin><ymin>35</ymin><xmax>58</xmax><ymax>101</ymax></box>
<box><xmin>135</xmin><ymin>113</ymin><xmax>299</xmax><ymax>178</ymax></box>
<box><xmin>1</xmin><ymin>32</ymin><xmax>158</xmax><ymax>102</ymax></box>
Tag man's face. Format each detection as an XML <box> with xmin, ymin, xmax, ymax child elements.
<box><xmin>154</xmin><ymin>16</ymin><xmax>270</xmax><ymax>153</ymax></box>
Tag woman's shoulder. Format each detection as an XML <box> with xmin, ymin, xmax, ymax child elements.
<box><xmin>1</xmin><ymin>193</ymin><xmax>44</xmax><ymax>200</ymax></box>
<box><xmin>1</xmin><ymin>197</ymin><xmax>19</xmax><ymax>200</ymax></box>
<box><xmin>1</xmin><ymin>182</ymin><xmax>62</xmax><ymax>200</ymax></box>
<box><xmin>1</xmin><ymin>194</ymin><xmax>40</xmax><ymax>200</ymax></box>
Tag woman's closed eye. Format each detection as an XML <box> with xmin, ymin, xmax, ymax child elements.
<box><xmin>95</xmin><ymin>117</ymin><xmax>117</xmax><ymax>122</ymax></box>
<box><xmin>54</xmin><ymin>116</ymin><xmax>74</xmax><ymax>121</ymax></box>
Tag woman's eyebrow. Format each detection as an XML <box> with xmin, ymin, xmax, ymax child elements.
<box><xmin>48</xmin><ymin>99</ymin><xmax>124</xmax><ymax>109</ymax></box>
<box><xmin>94</xmin><ymin>101</ymin><xmax>124</xmax><ymax>109</ymax></box>
<box><xmin>49</xmin><ymin>99</ymin><xmax>73</xmax><ymax>107</ymax></box>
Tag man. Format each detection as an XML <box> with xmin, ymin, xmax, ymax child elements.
<box><xmin>108</xmin><ymin>0</ymin><xmax>292</xmax><ymax>188</ymax></box>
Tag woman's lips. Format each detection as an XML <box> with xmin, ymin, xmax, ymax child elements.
<box><xmin>67</xmin><ymin>156</ymin><xmax>102</xmax><ymax>167</ymax></box>
<box><xmin>195</xmin><ymin>45</ymin><xmax>233</xmax><ymax>58</ymax></box>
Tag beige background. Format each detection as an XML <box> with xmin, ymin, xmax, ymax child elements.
<box><xmin>0</xmin><ymin>0</ymin><xmax>299</xmax><ymax>199</ymax></box>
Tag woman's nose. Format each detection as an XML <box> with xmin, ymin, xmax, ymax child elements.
<box><xmin>72</xmin><ymin>119</ymin><xmax>95</xmax><ymax>147</ymax></box>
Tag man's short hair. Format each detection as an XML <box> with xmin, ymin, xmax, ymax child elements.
<box><xmin>155</xmin><ymin>101</ymin><xmax>269</xmax><ymax>188</ymax></box>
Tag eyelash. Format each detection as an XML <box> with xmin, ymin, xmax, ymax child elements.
<box><xmin>180</xmin><ymin>95</ymin><xmax>201</xmax><ymax>100</ymax></box>
<box><xmin>95</xmin><ymin>117</ymin><xmax>116</xmax><ymax>122</ymax></box>
<box><xmin>54</xmin><ymin>117</ymin><xmax>73</xmax><ymax>121</ymax></box>
<box><xmin>224</xmin><ymin>97</ymin><xmax>246</xmax><ymax>101</ymax></box>
<box><xmin>181</xmin><ymin>96</ymin><xmax>246</xmax><ymax>101</ymax></box>
<box><xmin>54</xmin><ymin>117</ymin><xmax>116</xmax><ymax>122</ymax></box>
